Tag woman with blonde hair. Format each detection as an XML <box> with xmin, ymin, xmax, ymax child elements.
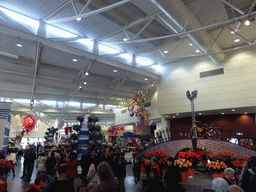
<box><xmin>97</xmin><ymin>162</ymin><xmax>119</xmax><ymax>192</ymax></box>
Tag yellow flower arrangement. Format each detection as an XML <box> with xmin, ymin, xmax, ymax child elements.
<box><xmin>174</xmin><ymin>159</ymin><xmax>192</xmax><ymax>170</ymax></box>
<box><xmin>207</xmin><ymin>160</ymin><xmax>227</xmax><ymax>172</ymax></box>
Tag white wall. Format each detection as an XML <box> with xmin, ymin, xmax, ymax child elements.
<box><xmin>157</xmin><ymin>48</ymin><xmax>256</xmax><ymax>115</ymax></box>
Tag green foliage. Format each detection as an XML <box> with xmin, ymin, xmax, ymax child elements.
<box><xmin>88</xmin><ymin>115</ymin><xmax>99</xmax><ymax>122</ymax></box>
<box><xmin>73</xmin><ymin>124</ymin><xmax>81</xmax><ymax>132</ymax></box>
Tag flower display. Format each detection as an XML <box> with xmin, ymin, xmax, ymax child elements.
<box><xmin>177</xmin><ymin>152</ymin><xmax>202</xmax><ymax>166</ymax></box>
<box><xmin>127</xmin><ymin>91</ymin><xmax>150</xmax><ymax>126</ymax></box>
<box><xmin>242</xmin><ymin>144</ymin><xmax>256</xmax><ymax>150</ymax></box>
<box><xmin>21</xmin><ymin>114</ymin><xmax>37</xmax><ymax>136</ymax></box>
<box><xmin>0</xmin><ymin>159</ymin><xmax>13</xmax><ymax>174</ymax></box>
<box><xmin>107</xmin><ymin>125</ymin><xmax>125</xmax><ymax>136</ymax></box>
<box><xmin>207</xmin><ymin>160</ymin><xmax>227</xmax><ymax>172</ymax></box>
<box><xmin>231</xmin><ymin>156</ymin><xmax>249</xmax><ymax>168</ymax></box>
<box><xmin>207</xmin><ymin>150</ymin><xmax>239</xmax><ymax>166</ymax></box>
<box><xmin>174</xmin><ymin>159</ymin><xmax>192</xmax><ymax>170</ymax></box>
<box><xmin>140</xmin><ymin>150</ymin><xmax>168</xmax><ymax>165</ymax></box>
<box><xmin>76</xmin><ymin>116</ymin><xmax>84</xmax><ymax>122</ymax></box>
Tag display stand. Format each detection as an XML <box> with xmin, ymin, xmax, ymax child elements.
<box><xmin>0</xmin><ymin>102</ymin><xmax>11</xmax><ymax>155</ymax></box>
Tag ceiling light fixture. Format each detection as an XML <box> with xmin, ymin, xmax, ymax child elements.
<box><xmin>176</xmin><ymin>113</ymin><xmax>179</xmax><ymax>115</ymax></box>
<box><xmin>195</xmin><ymin>50</ymin><xmax>200</xmax><ymax>53</ymax></box>
<box><xmin>232</xmin><ymin>109</ymin><xmax>235</xmax><ymax>111</ymax></box>
<box><xmin>30</xmin><ymin>99</ymin><xmax>34</xmax><ymax>105</ymax></box>
<box><xmin>123</xmin><ymin>38</ymin><xmax>128</xmax><ymax>41</ymax></box>
<box><xmin>76</xmin><ymin>17</ymin><xmax>81</xmax><ymax>21</ymax></box>
<box><xmin>244</xmin><ymin>112</ymin><xmax>248</xmax><ymax>114</ymax></box>
<box><xmin>245</xmin><ymin>17</ymin><xmax>254</xmax><ymax>26</ymax></box>
<box><xmin>73</xmin><ymin>59</ymin><xmax>77</xmax><ymax>62</ymax></box>
<box><xmin>83</xmin><ymin>81</ymin><xmax>87</xmax><ymax>85</ymax></box>
<box><xmin>151</xmin><ymin>84</ymin><xmax>154</xmax><ymax>86</ymax></box>
<box><xmin>113</xmin><ymin>70</ymin><xmax>117</xmax><ymax>73</ymax></box>
<box><xmin>199</xmin><ymin>113</ymin><xmax>202</xmax><ymax>115</ymax></box>
<box><xmin>231</xmin><ymin>31</ymin><xmax>235</xmax><ymax>34</ymax></box>
<box><xmin>234</xmin><ymin>20</ymin><xmax>242</xmax><ymax>32</ymax></box>
<box><xmin>222</xmin><ymin>113</ymin><xmax>225</xmax><ymax>115</ymax></box>
<box><xmin>79</xmin><ymin>85</ymin><xmax>82</xmax><ymax>89</ymax></box>
<box><xmin>16</xmin><ymin>43</ymin><xmax>22</xmax><ymax>47</ymax></box>
<box><xmin>163</xmin><ymin>50</ymin><xmax>168</xmax><ymax>54</ymax></box>
<box><xmin>189</xmin><ymin>43</ymin><xmax>193</xmax><ymax>46</ymax></box>
<box><xmin>144</xmin><ymin>78</ymin><xmax>148</xmax><ymax>81</ymax></box>
<box><xmin>173</xmin><ymin>116</ymin><xmax>175</xmax><ymax>118</ymax></box>
<box><xmin>85</xmin><ymin>71</ymin><xmax>89</xmax><ymax>76</ymax></box>
<box><xmin>234</xmin><ymin>39</ymin><xmax>240</xmax><ymax>43</ymax></box>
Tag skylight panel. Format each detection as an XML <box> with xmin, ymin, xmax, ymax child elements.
<box><xmin>76</xmin><ymin>39</ymin><xmax>94</xmax><ymax>47</ymax></box>
<box><xmin>40</xmin><ymin>100</ymin><xmax>56</xmax><ymax>106</ymax></box>
<box><xmin>151</xmin><ymin>65</ymin><xmax>163</xmax><ymax>72</ymax></box>
<box><xmin>68</xmin><ymin>102</ymin><xmax>80</xmax><ymax>108</ymax></box>
<box><xmin>13</xmin><ymin>99</ymin><xmax>30</xmax><ymax>103</ymax></box>
<box><xmin>99</xmin><ymin>44</ymin><xmax>121</xmax><ymax>55</ymax></box>
<box><xmin>0</xmin><ymin>7</ymin><xmax>39</xmax><ymax>34</ymax></box>
<box><xmin>119</xmin><ymin>53</ymin><xmax>132</xmax><ymax>60</ymax></box>
<box><xmin>46</xmin><ymin>25</ymin><xmax>78</xmax><ymax>38</ymax></box>
<box><xmin>136</xmin><ymin>57</ymin><xmax>154</xmax><ymax>66</ymax></box>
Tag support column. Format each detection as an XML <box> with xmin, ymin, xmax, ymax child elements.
<box><xmin>0</xmin><ymin>102</ymin><xmax>11</xmax><ymax>155</ymax></box>
<box><xmin>161</xmin><ymin>115</ymin><xmax>167</xmax><ymax>141</ymax></box>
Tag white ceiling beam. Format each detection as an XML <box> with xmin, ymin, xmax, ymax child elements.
<box><xmin>219</xmin><ymin>0</ymin><xmax>245</xmax><ymax>15</ymax></box>
<box><xmin>42</xmin><ymin>0</ymin><xmax>73</xmax><ymax>21</ymax></box>
<box><xmin>31</xmin><ymin>45</ymin><xmax>42</xmax><ymax>102</ymax></box>
<box><xmin>227</xmin><ymin>26</ymin><xmax>253</xmax><ymax>45</ymax></box>
<box><xmin>249</xmin><ymin>0</ymin><xmax>256</xmax><ymax>12</ymax></box>
<box><xmin>103</xmin><ymin>11</ymin><xmax>256</xmax><ymax>45</ymax></box>
<box><xmin>97</xmin><ymin>11</ymin><xmax>161</xmax><ymax>41</ymax></box>
<box><xmin>45</xmin><ymin>0</ymin><xmax>131</xmax><ymax>23</ymax></box>
<box><xmin>132</xmin><ymin>16</ymin><xmax>155</xmax><ymax>40</ymax></box>
<box><xmin>71</xmin><ymin>1</ymin><xmax>78</xmax><ymax>15</ymax></box>
<box><xmin>48</xmin><ymin>37</ymin><xmax>82</xmax><ymax>42</ymax></box>
<box><xmin>206</xmin><ymin>27</ymin><xmax>225</xmax><ymax>53</ymax></box>
<box><xmin>159</xmin><ymin>42</ymin><xmax>256</xmax><ymax>60</ymax></box>
<box><xmin>79</xmin><ymin>0</ymin><xmax>93</xmax><ymax>15</ymax></box>
<box><xmin>0</xmin><ymin>24</ymin><xmax>160</xmax><ymax>80</ymax></box>
<box><xmin>0</xmin><ymin>51</ymin><xmax>18</xmax><ymax>59</ymax></box>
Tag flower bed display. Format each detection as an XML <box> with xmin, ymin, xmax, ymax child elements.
<box><xmin>177</xmin><ymin>151</ymin><xmax>202</xmax><ymax>167</ymax></box>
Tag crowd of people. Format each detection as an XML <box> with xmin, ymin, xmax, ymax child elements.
<box><xmin>15</xmin><ymin>145</ymin><xmax>126</xmax><ymax>192</ymax></box>
<box><xmin>212</xmin><ymin>155</ymin><xmax>256</xmax><ymax>192</ymax></box>
<box><xmin>1</xmin><ymin>145</ymin><xmax>256</xmax><ymax>192</ymax></box>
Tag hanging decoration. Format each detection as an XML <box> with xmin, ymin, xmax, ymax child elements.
<box><xmin>128</xmin><ymin>91</ymin><xmax>150</xmax><ymax>126</ymax></box>
<box><xmin>21</xmin><ymin>115</ymin><xmax>37</xmax><ymax>136</ymax></box>
<box><xmin>64</xmin><ymin>126</ymin><xmax>73</xmax><ymax>135</ymax></box>
<box><xmin>107</xmin><ymin>125</ymin><xmax>125</xmax><ymax>136</ymax></box>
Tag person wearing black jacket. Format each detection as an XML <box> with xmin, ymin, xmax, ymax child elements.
<box><xmin>164</xmin><ymin>157</ymin><xmax>185</xmax><ymax>192</ymax></box>
<box><xmin>113</xmin><ymin>153</ymin><xmax>126</xmax><ymax>192</ymax></box>
<box><xmin>241</xmin><ymin>156</ymin><xmax>256</xmax><ymax>192</ymax></box>
<box><xmin>80</xmin><ymin>149</ymin><xmax>94</xmax><ymax>184</ymax></box>
<box><xmin>143</xmin><ymin>168</ymin><xmax>164</xmax><ymax>192</ymax></box>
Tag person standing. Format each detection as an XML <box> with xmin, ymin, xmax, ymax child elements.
<box><xmin>6</xmin><ymin>149</ymin><xmax>16</xmax><ymax>177</ymax></box>
<box><xmin>36</xmin><ymin>152</ymin><xmax>47</xmax><ymax>175</ymax></box>
<box><xmin>65</xmin><ymin>152</ymin><xmax>78</xmax><ymax>186</ymax></box>
<box><xmin>24</xmin><ymin>173</ymin><xmax>49</xmax><ymax>192</ymax></box>
<box><xmin>45</xmin><ymin>164</ymin><xmax>75</xmax><ymax>192</ymax></box>
<box><xmin>241</xmin><ymin>156</ymin><xmax>256</xmax><ymax>192</ymax></box>
<box><xmin>22</xmin><ymin>146</ymin><xmax>37</xmax><ymax>182</ymax></box>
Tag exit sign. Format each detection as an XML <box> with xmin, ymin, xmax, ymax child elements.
<box><xmin>237</xmin><ymin>132</ymin><xmax>243</xmax><ymax>136</ymax></box>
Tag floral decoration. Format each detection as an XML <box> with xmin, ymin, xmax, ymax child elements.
<box><xmin>127</xmin><ymin>91</ymin><xmax>150</xmax><ymax>126</ymax></box>
<box><xmin>231</xmin><ymin>156</ymin><xmax>249</xmax><ymax>168</ymax></box>
<box><xmin>177</xmin><ymin>152</ymin><xmax>202</xmax><ymax>166</ymax></box>
<box><xmin>207</xmin><ymin>160</ymin><xmax>227</xmax><ymax>172</ymax></box>
<box><xmin>208</xmin><ymin>150</ymin><xmax>239</xmax><ymax>166</ymax></box>
<box><xmin>141</xmin><ymin>150</ymin><xmax>168</xmax><ymax>166</ymax></box>
<box><xmin>242</xmin><ymin>144</ymin><xmax>256</xmax><ymax>150</ymax></box>
<box><xmin>107</xmin><ymin>125</ymin><xmax>125</xmax><ymax>136</ymax></box>
<box><xmin>0</xmin><ymin>159</ymin><xmax>13</xmax><ymax>174</ymax></box>
<box><xmin>21</xmin><ymin>114</ymin><xmax>37</xmax><ymax>136</ymax></box>
<box><xmin>174</xmin><ymin>159</ymin><xmax>193</xmax><ymax>170</ymax></box>
<box><xmin>76</xmin><ymin>116</ymin><xmax>84</xmax><ymax>122</ymax></box>
<box><xmin>64</xmin><ymin>126</ymin><xmax>73</xmax><ymax>135</ymax></box>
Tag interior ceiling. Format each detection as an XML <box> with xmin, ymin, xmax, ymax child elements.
<box><xmin>0</xmin><ymin>0</ymin><xmax>256</xmax><ymax>123</ymax></box>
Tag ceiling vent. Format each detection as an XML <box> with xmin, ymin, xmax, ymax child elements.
<box><xmin>200</xmin><ymin>68</ymin><xmax>224</xmax><ymax>78</ymax></box>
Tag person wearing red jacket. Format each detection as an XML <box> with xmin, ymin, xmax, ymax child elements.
<box><xmin>64</xmin><ymin>152</ymin><xmax>78</xmax><ymax>186</ymax></box>
<box><xmin>24</xmin><ymin>173</ymin><xmax>49</xmax><ymax>192</ymax></box>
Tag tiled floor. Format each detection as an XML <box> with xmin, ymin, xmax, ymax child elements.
<box><xmin>6</xmin><ymin>158</ymin><xmax>212</xmax><ymax>192</ymax></box>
